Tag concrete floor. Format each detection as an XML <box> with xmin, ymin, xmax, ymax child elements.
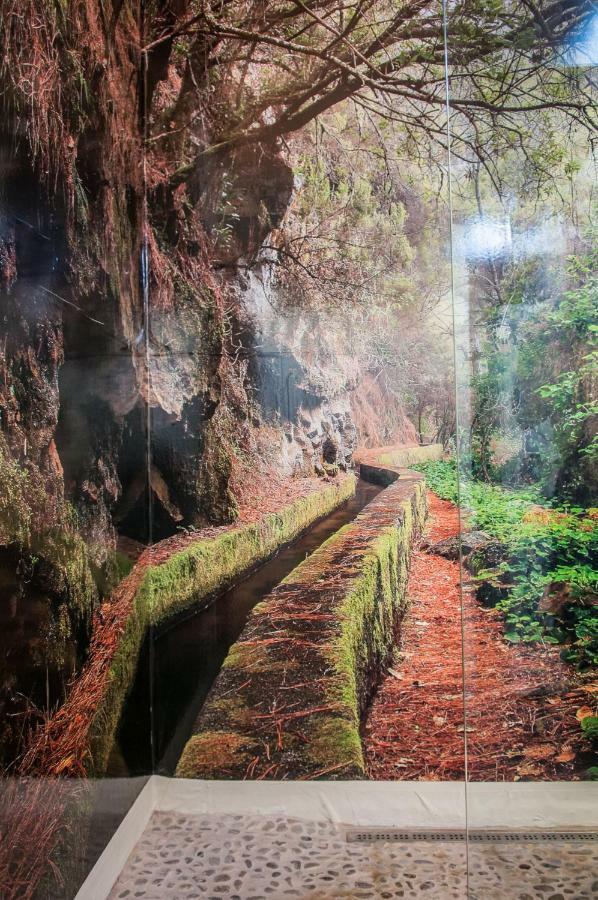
<box><xmin>77</xmin><ymin>778</ymin><xmax>598</xmax><ymax>900</ymax></box>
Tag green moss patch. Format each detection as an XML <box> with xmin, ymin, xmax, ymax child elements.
<box><xmin>177</xmin><ymin>462</ymin><xmax>427</xmax><ymax>780</ymax></box>
<box><xmin>175</xmin><ymin>731</ymin><xmax>257</xmax><ymax>778</ymax></box>
<box><xmin>307</xmin><ymin>718</ymin><xmax>364</xmax><ymax>774</ymax></box>
<box><xmin>86</xmin><ymin>475</ymin><xmax>355</xmax><ymax>773</ymax></box>
<box><xmin>143</xmin><ymin>475</ymin><xmax>355</xmax><ymax>625</ymax></box>
<box><xmin>0</xmin><ymin>438</ymin><xmax>97</xmax><ymax>627</ymax></box>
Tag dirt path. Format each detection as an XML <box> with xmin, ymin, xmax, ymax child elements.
<box><xmin>364</xmin><ymin>491</ymin><xmax>593</xmax><ymax>781</ymax></box>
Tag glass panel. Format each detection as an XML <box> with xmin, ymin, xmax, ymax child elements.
<box><xmin>0</xmin><ymin>4</ymin><xmax>149</xmax><ymax>896</ymax></box>
<box><xmin>444</xmin><ymin>0</ymin><xmax>597</xmax><ymax>891</ymax></box>
<box><xmin>18</xmin><ymin>0</ymin><xmax>598</xmax><ymax>893</ymax></box>
<box><xmin>140</xmin><ymin>0</ymin><xmax>468</xmax><ymax>894</ymax></box>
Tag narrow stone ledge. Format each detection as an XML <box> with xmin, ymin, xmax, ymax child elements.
<box><xmin>358</xmin><ymin>442</ymin><xmax>443</xmax><ymax>484</ymax></box>
<box><xmin>176</xmin><ymin>454</ymin><xmax>429</xmax><ymax>780</ymax></box>
<box><xmin>22</xmin><ymin>475</ymin><xmax>355</xmax><ymax>778</ymax></box>
<box><xmin>142</xmin><ymin>475</ymin><xmax>357</xmax><ymax>627</ymax></box>
<box><xmin>88</xmin><ymin>475</ymin><xmax>356</xmax><ymax>772</ymax></box>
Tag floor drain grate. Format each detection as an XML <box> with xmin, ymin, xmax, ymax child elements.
<box><xmin>346</xmin><ymin>829</ymin><xmax>598</xmax><ymax>844</ymax></box>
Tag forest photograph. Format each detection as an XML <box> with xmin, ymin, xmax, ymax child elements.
<box><xmin>0</xmin><ymin>1</ymin><xmax>596</xmax><ymax>897</ymax></box>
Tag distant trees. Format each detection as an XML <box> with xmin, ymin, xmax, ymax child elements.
<box><xmin>518</xmin><ymin>247</ymin><xmax>597</xmax><ymax>502</ymax></box>
<box><xmin>254</xmin><ymin>101</ymin><xmax>457</xmax><ymax>447</ymax></box>
<box><xmin>145</xmin><ymin>1</ymin><xmax>596</xmax><ymax>482</ymax></box>
<box><xmin>465</xmin><ymin>241</ymin><xmax>597</xmax><ymax>504</ymax></box>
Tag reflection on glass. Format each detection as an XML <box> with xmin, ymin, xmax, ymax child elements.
<box><xmin>565</xmin><ymin>11</ymin><xmax>598</xmax><ymax>65</ymax></box>
<box><xmin>444</xmin><ymin>0</ymin><xmax>597</xmax><ymax>890</ymax></box>
<box><xmin>0</xmin><ymin>0</ymin><xmax>595</xmax><ymax>897</ymax></box>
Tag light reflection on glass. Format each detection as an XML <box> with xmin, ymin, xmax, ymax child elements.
<box><xmin>564</xmin><ymin>11</ymin><xmax>598</xmax><ymax>65</ymax></box>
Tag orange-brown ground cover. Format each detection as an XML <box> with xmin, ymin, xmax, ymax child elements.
<box><xmin>365</xmin><ymin>491</ymin><xmax>594</xmax><ymax>781</ymax></box>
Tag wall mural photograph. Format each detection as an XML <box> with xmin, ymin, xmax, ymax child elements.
<box><xmin>0</xmin><ymin>1</ymin><xmax>596</xmax><ymax>898</ymax></box>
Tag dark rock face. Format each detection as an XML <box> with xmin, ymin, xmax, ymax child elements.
<box><xmin>193</xmin><ymin>145</ymin><xmax>295</xmax><ymax>266</ymax></box>
<box><xmin>466</xmin><ymin>539</ymin><xmax>509</xmax><ymax>575</ymax></box>
<box><xmin>0</xmin><ymin>100</ymin><xmax>344</xmax><ymax>558</ymax></box>
<box><xmin>322</xmin><ymin>436</ymin><xmax>339</xmax><ymax>464</ymax></box>
<box><xmin>475</xmin><ymin>579</ymin><xmax>511</xmax><ymax>608</ymax></box>
<box><xmin>240</xmin><ymin>311</ymin><xmax>357</xmax><ymax>477</ymax></box>
<box><xmin>0</xmin><ymin>0</ymin><xmax>369</xmax><ymax>567</ymax></box>
<box><xmin>424</xmin><ymin>530</ymin><xmax>493</xmax><ymax>561</ymax></box>
<box><xmin>279</xmin><ymin>407</ymin><xmax>355</xmax><ymax>478</ymax></box>
<box><xmin>0</xmin><ymin>544</ymin><xmax>81</xmax><ymax>767</ymax></box>
<box><xmin>466</xmin><ymin>538</ymin><xmax>510</xmax><ymax>608</ymax></box>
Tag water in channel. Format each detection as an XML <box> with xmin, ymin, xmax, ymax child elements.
<box><xmin>108</xmin><ymin>477</ymin><xmax>382</xmax><ymax>776</ymax></box>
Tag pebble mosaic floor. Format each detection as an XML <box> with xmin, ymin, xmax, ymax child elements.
<box><xmin>108</xmin><ymin>811</ymin><xmax>597</xmax><ymax>899</ymax></box>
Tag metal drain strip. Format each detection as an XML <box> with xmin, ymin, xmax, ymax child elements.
<box><xmin>346</xmin><ymin>829</ymin><xmax>598</xmax><ymax>844</ymax></box>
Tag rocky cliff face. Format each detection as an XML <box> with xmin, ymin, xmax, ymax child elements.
<box><xmin>0</xmin><ymin>2</ymin><xmax>427</xmax><ymax>768</ymax></box>
<box><xmin>234</xmin><ymin>266</ymin><xmax>358</xmax><ymax>479</ymax></box>
<box><xmin>0</xmin><ymin>1</ymin><xmax>366</xmax><ymax>695</ymax></box>
<box><xmin>0</xmin><ymin>1</ymin><xmax>147</xmax><ymax>756</ymax></box>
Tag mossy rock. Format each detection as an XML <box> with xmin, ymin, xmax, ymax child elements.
<box><xmin>0</xmin><ymin>438</ymin><xmax>97</xmax><ymax>627</ymax></box>
<box><xmin>176</xmin><ymin>731</ymin><xmax>257</xmax><ymax>778</ymax></box>
<box><xmin>307</xmin><ymin>718</ymin><xmax>364</xmax><ymax>774</ymax></box>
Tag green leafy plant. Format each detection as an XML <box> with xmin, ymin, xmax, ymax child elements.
<box><xmin>414</xmin><ymin>459</ymin><xmax>598</xmax><ymax>667</ymax></box>
<box><xmin>412</xmin><ymin>458</ymin><xmax>460</xmax><ymax>504</ymax></box>
<box><xmin>580</xmin><ymin>716</ymin><xmax>598</xmax><ymax>742</ymax></box>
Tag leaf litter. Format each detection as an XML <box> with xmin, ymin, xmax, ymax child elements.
<box><xmin>364</xmin><ymin>492</ymin><xmax>596</xmax><ymax>781</ymax></box>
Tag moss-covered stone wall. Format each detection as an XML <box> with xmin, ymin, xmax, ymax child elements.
<box><xmin>357</xmin><ymin>444</ymin><xmax>443</xmax><ymax>485</ymax></box>
<box><xmin>0</xmin><ymin>436</ymin><xmax>98</xmax><ymax>657</ymax></box>
<box><xmin>87</xmin><ymin>475</ymin><xmax>355</xmax><ymax>773</ymax></box>
<box><xmin>176</xmin><ymin>458</ymin><xmax>427</xmax><ymax>780</ymax></box>
<box><xmin>378</xmin><ymin>444</ymin><xmax>443</xmax><ymax>467</ymax></box>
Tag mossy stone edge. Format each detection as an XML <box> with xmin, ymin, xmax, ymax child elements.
<box><xmin>177</xmin><ymin>449</ymin><xmax>433</xmax><ymax>780</ymax></box>
<box><xmin>88</xmin><ymin>475</ymin><xmax>356</xmax><ymax>774</ymax></box>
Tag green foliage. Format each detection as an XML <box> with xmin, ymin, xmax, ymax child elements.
<box><xmin>450</xmin><ymin>245</ymin><xmax>597</xmax><ymax>665</ymax></box>
<box><xmin>464</xmin><ymin>483</ymin><xmax>540</xmax><ymax>541</ymax></box>
<box><xmin>111</xmin><ymin>550</ymin><xmax>134</xmax><ymax>583</ymax></box>
<box><xmin>285</xmin><ymin>128</ymin><xmax>416</xmax><ymax>311</ymax></box>
<box><xmin>534</xmin><ymin>250</ymin><xmax>598</xmax><ymax>483</ymax></box>
<box><xmin>469</xmin><ymin>246</ymin><xmax>597</xmax><ymax>504</ymax></box>
<box><xmin>469</xmin><ymin>353</ymin><xmax>513</xmax><ymax>482</ymax></box>
<box><xmin>498</xmin><ymin>515</ymin><xmax>597</xmax><ymax>666</ymax></box>
<box><xmin>413</xmin><ymin>457</ymin><xmax>539</xmax><ymax>534</ymax></box>
<box><xmin>0</xmin><ymin>445</ymin><xmax>37</xmax><ymax>545</ymax></box>
<box><xmin>0</xmin><ymin>439</ymin><xmax>96</xmax><ymax>617</ymax></box>
<box><xmin>415</xmin><ymin>459</ymin><xmax>598</xmax><ymax>667</ymax></box>
<box><xmin>580</xmin><ymin>716</ymin><xmax>598</xmax><ymax>743</ymax></box>
<box><xmin>412</xmin><ymin>458</ymin><xmax>460</xmax><ymax>504</ymax></box>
